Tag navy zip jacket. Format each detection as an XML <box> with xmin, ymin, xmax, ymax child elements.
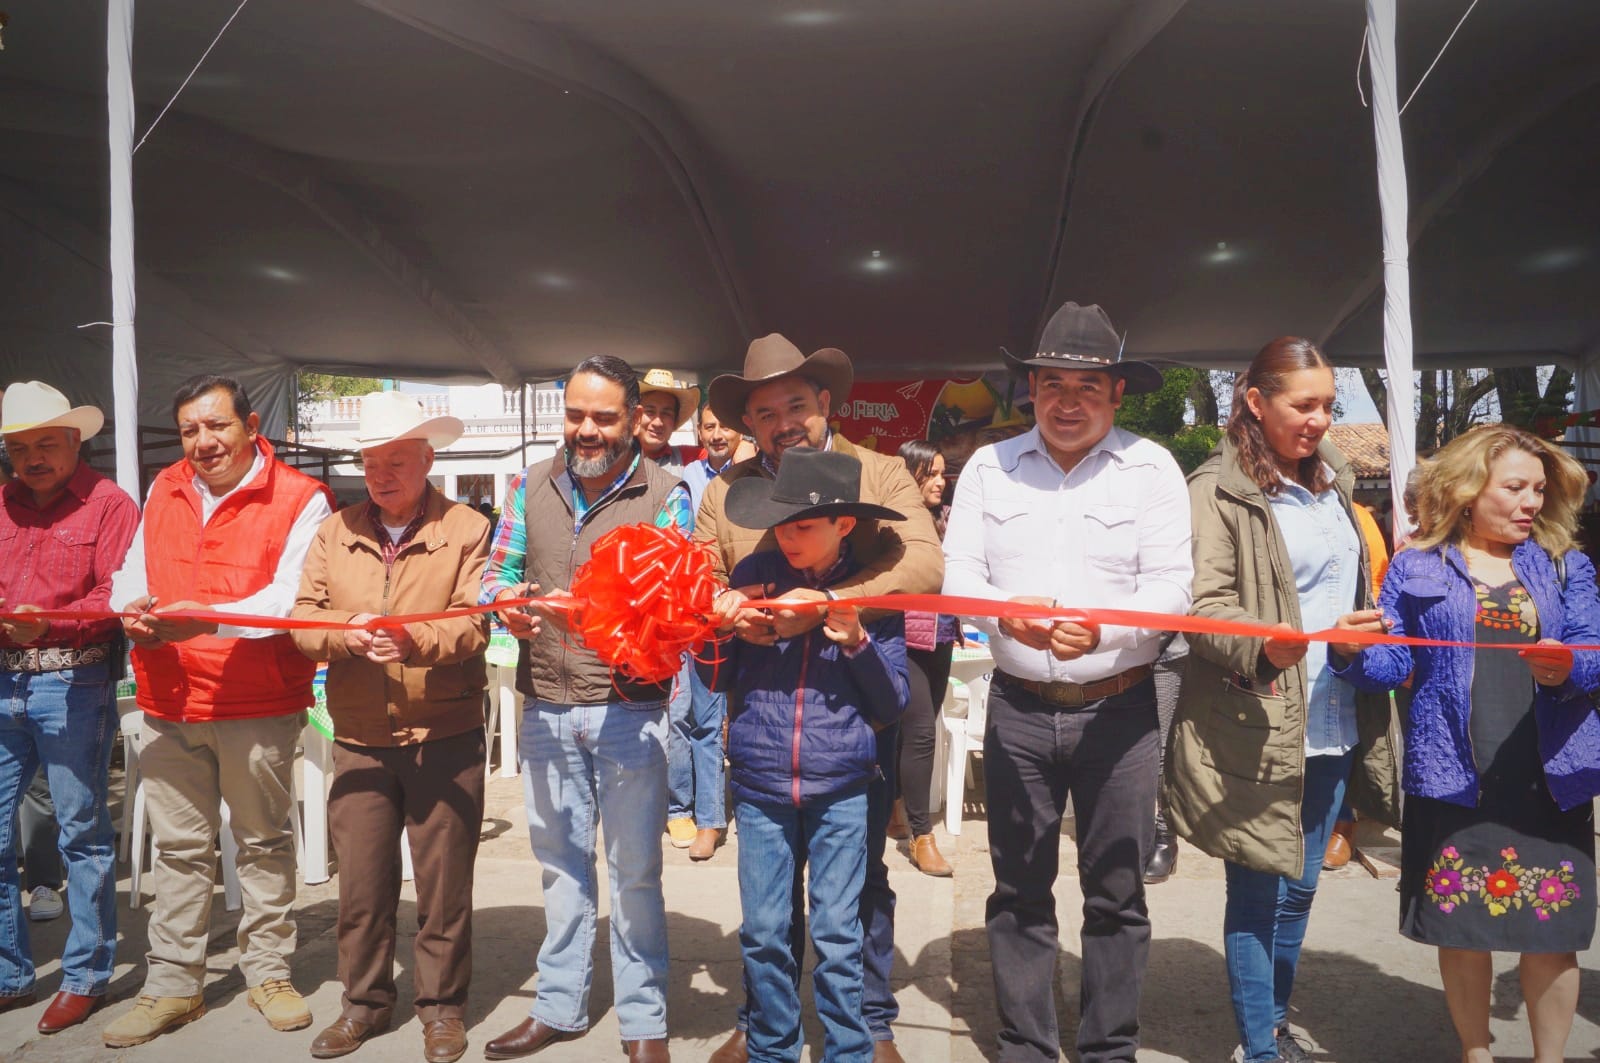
<box><xmin>702</xmin><ymin>548</ymin><xmax>910</xmax><ymax>808</ymax></box>
<box><xmin>1333</xmin><ymin>541</ymin><xmax>1600</xmax><ymax>810</ymax></box>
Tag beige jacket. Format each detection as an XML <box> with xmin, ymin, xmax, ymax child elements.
<box><xmin>694</xmin><ymin>434</ymin><xmax>944</xmax><ymax>597</ymax></box>
<box><xmin>292</xmin><ymin>487</ymin><xmax>491</xmax><ymax>747</ymax></box>
<box><xmin>1165</xmin><ymin>437</ymin><xmax>1400</xmax><ymax>878</ymax></box>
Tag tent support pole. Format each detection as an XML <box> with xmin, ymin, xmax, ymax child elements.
<box><xmin>107</xmin><ymin>0</ymin><xmax>140</xmax><ymax>498</ymax></box>
<box><xmin>1366</xmin><ymin>0</ymin><xmax>1416</xmax><ymax>538</ymax></box>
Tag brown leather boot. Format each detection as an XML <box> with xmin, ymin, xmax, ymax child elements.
<box><xmin>886</xmin><ymin>798</ymin><xmax>910</xmax><ymax>841</ymax></box>
<box><xmin>910</xmin><ymin>834</ymin><xmax>952</xmax><ymax>877</ymax></box>
<box><xmin>1324</xmin><ymin>818</ymin><xmax>1356</xmax><ymax>869</ymax></box>
<box><xmin>707</xmin><ymin>1028</ymin><xmax>748</xmax><ymax>1063</ymax></box>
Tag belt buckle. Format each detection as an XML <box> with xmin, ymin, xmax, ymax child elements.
<box><xmin>1040</xmin><ymin>681</ymin><xmax>1086</xmax><ymax>709</ymax></box>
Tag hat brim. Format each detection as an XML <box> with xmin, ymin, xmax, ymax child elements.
<box><xmin>708</xmin><ymin>348</ymin><xmax>854</xmax><ymax>433</ymax></box>
<box><xmin>724</xmin><ymin>475</ymin><xmax>903</xmax><ymax>531</ymax></box>
<box><xmin>638</xmin><ymin>383</ymin><xmax>701</xmax><ymax>431</ymax></box>
<box><xmin>0</xmin><ymin>407</ymin><xmax>104</xmax><ymax>441</ymax></box>
<box><xmin>1001</xmin><ymin>349</ymin><xmax>1165</xmax><ymax>395</ymax></box>
<box><xmin>328</xmin><ymin>416</ymin><xmax>465</xmax><ymax>453</ymax></box>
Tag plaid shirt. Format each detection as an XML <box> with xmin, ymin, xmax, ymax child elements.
<box><xmin>368</xmin><ymin>502</ymin><xmax>429</xmax><ymax>569</ymax></box>
<box><xmin>1</xmin><ymin>462</ymin><xmax>140</xmax><ymax>649</ymax></box>
<box><xmin>479</xmin><ymin>452</ymin><xmax>693</xmax><ymax>604</ymax></box>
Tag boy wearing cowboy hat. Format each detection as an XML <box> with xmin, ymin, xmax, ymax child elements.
<box><xmin>0</xmin><ymin>382</ymin><xmax>139</xmax><ymax>1033</ymax></box>
<box><xmin>105</xmin><ymin>375</ymin><xmax>334</xmax><ymax>1047</ymax></box>
<box><xmin>290</xmin><ymin>391</ymin><xmax>491</xmax><ymax>1063</ymax></box>
<box><xmin>704</xmin><ymin>448</ymin><xmax>910</xmax><ymax>1063</ymax></box>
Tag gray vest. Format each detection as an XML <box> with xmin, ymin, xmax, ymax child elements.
<box><xmin>514</xmin><ymin>453</ymin><xmax>684</xmax><ymax>704</ymax></box>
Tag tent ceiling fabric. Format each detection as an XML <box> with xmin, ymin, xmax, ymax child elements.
<box><xmin>2</xmin><ymin>0</ymin><xmax>1597</xmax><ymax>435</ymax></box>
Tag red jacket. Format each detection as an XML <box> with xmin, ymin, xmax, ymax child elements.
<box><xmin>133</xmin><ymin>438</ymin><xmax>333</xmax><ymax>722</ymax></box>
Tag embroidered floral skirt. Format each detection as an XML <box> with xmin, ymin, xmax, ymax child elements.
<box><xmin>1400</xmin><ymin>788</ymin><xmax>1595</xmax><ymax>951</ymax></box>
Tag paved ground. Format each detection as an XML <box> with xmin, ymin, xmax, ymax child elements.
<box><xmin>4</xmin><ymin>767</ymin><xmax>1600</xmax><ymax>1061</ymax></box>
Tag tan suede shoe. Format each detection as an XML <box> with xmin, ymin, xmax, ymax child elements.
<box><xmin>102</xmin><ymin>994</ymin><xmax>207</xmax><ymax>1048</ymax></box>
<box><xmin>247</xmin><ymin>978</ymin><xmax>312</xmax><ymax>1031</ymax></box>
<box><xmin>666</xmin><ymin>817</ymin><xmax>697</xmax><ymax>848</ymax></box>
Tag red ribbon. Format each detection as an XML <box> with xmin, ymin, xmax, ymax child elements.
<box><xmin>8</xmin><ymin>532</ymin><xmax>1595</xmax><ymax>674</ymax></box>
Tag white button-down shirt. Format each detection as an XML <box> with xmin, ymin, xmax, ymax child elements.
<box><xmin>109</xmin><ymin>450</ymin><xmax>332</xmax><ymax>640</ymax></box>
<box><xmin>942</xmin><ymin>425</ymin><xmax>1193</xmax><ymax>684</ymax></box>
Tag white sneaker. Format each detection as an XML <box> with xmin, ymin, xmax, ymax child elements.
<box><xmin>28</xmin><ymin>885</ymin><xmax>64</xmax><ymax>922</ymax></box>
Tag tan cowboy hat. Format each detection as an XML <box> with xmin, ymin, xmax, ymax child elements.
<box><xmin>329</xmin><ymin>391</ymin><xmax>463</xmax><ymax>451</ymax></box>
<box><xmin>637</xmin><ymin>368</ymin><xmax>700</xmax><ymax>431</ymax></box>
<box><xmin>0</xmin><ymin>381</ymin><xmax>104</xmax><ymax>439</ymax></box>
<box><xmin>707</xmin><ymin>334</ymin><xmax>854</xmax><ymax>430</ymax></box>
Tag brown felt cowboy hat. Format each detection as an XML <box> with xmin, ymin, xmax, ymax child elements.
<box><xmin>1002</xmin><ymin>302</ymin><xmax>1164</xmax><ymax>394</ymax></box>
<box><xmin>707</xmin><ymin>334</ymin><xmax>854</xmax><ymax>430</ymax></box>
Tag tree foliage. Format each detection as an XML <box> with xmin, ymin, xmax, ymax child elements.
<box><xmin>1115</xmin><ymin>366</ymin><xmax>1222</xmax><ymax>474</ymax></box>
<box><xmin>295</xmin><ymin>371</ymin><xmax>384</xmax><ymax>436</ymax></box>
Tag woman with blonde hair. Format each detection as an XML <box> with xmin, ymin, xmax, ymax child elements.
<box><xmin>1333</xmin><ymin>424</ymin><xmax>1600</xmax><ymax>1063</ymax></box>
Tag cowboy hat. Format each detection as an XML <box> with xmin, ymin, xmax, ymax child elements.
<box><xmin>708</xmin><ymin>334</ymin><xmax>854</xmax><ymax>430</ymax></box>
<box><xmin>0</xmin><ymin>381</ymin><xmax>104</xmax><ymax>439</ymax></box>
<box><xmin>725</xmin><ymin>447</ymin><xmax>903</xmax><ymax>530</ymax></box>
<box><xmin>637</xmin><ymin>368</ymin><xmax>700</xmax><ymax>431</ymax></box>
<box><xmin>1002</xmin><ymin>302</ymin><xmax>1164</xmax><ymax>394</ymax></box>
<box><xmin>329</xmin><ymin>391</ymin><xmax>463</xmax><ymax>451</ymax></box>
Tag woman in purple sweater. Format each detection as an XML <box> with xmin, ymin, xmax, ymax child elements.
<box><xmin>1333</xmin><ymin>425</ymin><xmax>1600</xmax><ymax>1063</ymax></box>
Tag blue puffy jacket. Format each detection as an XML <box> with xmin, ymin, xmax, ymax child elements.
<box><xmin>702</xmin><ymin>549</ymin><xmax>910</xmax><ymax>808</ymax></box>
<box><xmin>1333</xmin><ymin>540</ymin><xmax>1600</xmax><ymax>810</ymax></box>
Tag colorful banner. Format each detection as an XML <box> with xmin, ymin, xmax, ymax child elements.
<box><xmin>828</xmin><ymin>372</ymin><xmax>1033</xmax><ymax>467</ymax></box>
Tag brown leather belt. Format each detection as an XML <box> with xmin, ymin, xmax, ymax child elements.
<box><xmin>996</xmin><ymin>664</ymin><xmax>1153</xmax><ymax>709</ymax></box>
<box><xmin>2</xmin><ymin>642</ymin><xmax>114</xmax><ymax>675</ymax></box>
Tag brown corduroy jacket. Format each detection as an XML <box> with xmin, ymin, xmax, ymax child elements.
<box><xmin>291</xmin><ymin>487</ymin><xmax>491</xmax><ymax>747</ymax></box>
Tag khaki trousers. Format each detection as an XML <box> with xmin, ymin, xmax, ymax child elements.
<box><xmin>139</xmin><ymin>712</ymin><xmax>303</xmax><ymax>997</ymax></box>
<box><xmin>329</xmin><ymin>727</ymin><xmax>485</xmax><ymax>1025</ymax></box>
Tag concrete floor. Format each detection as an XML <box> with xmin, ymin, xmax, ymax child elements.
<box><xmin>3</xmin><ymin>770</ymin><xmax>1600</xmax><ymax>1061</ymax></box>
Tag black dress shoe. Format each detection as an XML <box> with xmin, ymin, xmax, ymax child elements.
<box><xmin>1143</xmin><ymin>832</ymin><xmax>1178</xmax><ymax>883</ymax></box>
<box><xmin>484</xmin><ymin>1018</ymin><xmax>581</xmax><ymax>1060</ymax></box>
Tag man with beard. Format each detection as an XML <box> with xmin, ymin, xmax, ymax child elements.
<box><xmin>478</xmin><ymin>356</ymin><xmax>690</xmax><ymax>1063</ymax></box>
<box><xmin>696</xmin><ymin>335</ymin><xmax>943</xmax><ymax>1063</ymax></box>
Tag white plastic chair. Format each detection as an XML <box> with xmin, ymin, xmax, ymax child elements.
<box><xmin>942</xmin><ymin>671</ymin><xmax>990</xmax><ymax>837</ymax></box>
<box><xmin>300</xmin><ymin>719</ymin><xmax>412</xmax><ymax>884</ymax></box>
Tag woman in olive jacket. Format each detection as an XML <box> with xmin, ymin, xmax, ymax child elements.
<box><xmin>1165</xmin><ymin>338</ymin><xmax>1401</xmax><ymax>1063</ymax></box>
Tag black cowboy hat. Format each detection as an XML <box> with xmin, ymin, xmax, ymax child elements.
<box><xmin>724</xmin><ymin>448</ymin><xmax>904</xmax><ymax>530</ymax></box>
<box><xmin>1002</xmin><ymin>302</ymin><xmax>1164</xmax><ymax>394</ymax></box>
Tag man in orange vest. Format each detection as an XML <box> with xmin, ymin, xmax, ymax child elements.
<box><xmin>103</xmin><ymin>375</ymin><xmax>333</xmax><ymax>1048</ymax></box>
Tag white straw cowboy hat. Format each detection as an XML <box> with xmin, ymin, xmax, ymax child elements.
<box><xmin>637</xmin><ymin>368</ymin><xmax>700</xmax><ymax>431</ymax></box>
<box><xmin>331</xmin><ymin>391</ymin><xmax>463</xmax><ymax>451</ymax></box>
<box><xmin>1</xmin><ymin>381</ymin><xmax>105</xmax><ymax>439</ymax></box>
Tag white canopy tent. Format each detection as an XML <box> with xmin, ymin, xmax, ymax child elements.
<box><xmin>3</xmin><ymin>1</ymin><xmax>1597</xmax><ymax>508</ymax></box>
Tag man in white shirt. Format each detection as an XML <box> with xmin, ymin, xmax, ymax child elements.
<box><xmin>102</xmin><ymin>375</ymin><xmax>332</xmax><ymax>1049</ymax></box>
<box><xmin>942</xmin><ymin>303</ymin><xmax>1192</xmax><ymax>1063</ymax></box>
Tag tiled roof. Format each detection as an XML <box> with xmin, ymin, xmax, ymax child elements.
<box><xmin>1327</xmin><ymin>423</ymin><xmax>1390</xmax><ymax>478</ymax></box>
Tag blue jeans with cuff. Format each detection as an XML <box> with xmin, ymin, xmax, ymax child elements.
<box><xmin>0</xmin><ymin>661</ymin><xmax>119</xmax><ymax>997</ymax></box>
<box><xmin>1223</xmin><ymin>749</ymin><xmax>1352</xmax><ymax>1063</ymax></box>
<box><xmin>736</xmin><ymin>791</ymin><xmax>872</xmax><ymax>1063</ymax></box>
<box><xmin>520</xmin><ymin>697</ymin><xmax>670</xmax><ymax>1040</ymax></box>
<box><xmin>667</xmin><ymin>659</ymin><xmax>727</xmax><ymax>830</ymax></box>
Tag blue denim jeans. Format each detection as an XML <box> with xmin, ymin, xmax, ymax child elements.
<box><xmin>520</xmin><ymin>697</ymin><xmax>669</xmax><ymax>1039</ymax></box>
<box><xmin>667</xmin><ymin>659</ymin><xmax>727</xmax><ymax>829</ymax></box>
<box><xmin>734</xmin><ymin>725</ymin><xmax>899</xmax><ymax>1042</ymax></box>
<box><xmin>1223</xmin><ymin>750</ymin><xmax>1352</xmax><ymax>1063</ymax></box>
<box><xmin>736</xmin><ymin>792</ymin><xmax>872</xmax><ymax>1063</ymax></box>
<box><xmin>0</xmin><ymin>661</ymin><xmax>119</xmax><ymax>996</ymax></box>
